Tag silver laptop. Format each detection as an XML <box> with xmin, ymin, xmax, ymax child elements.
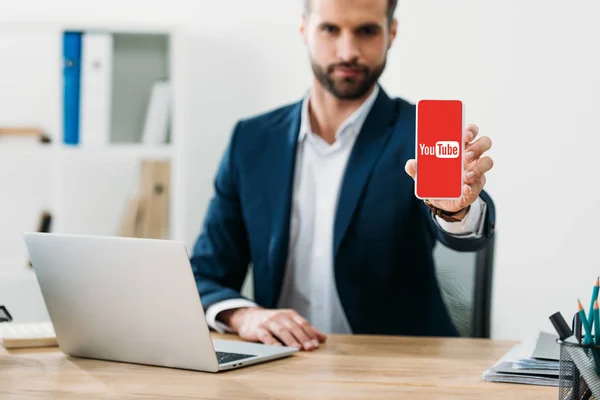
<box><xmin>23</xmin><ymin>232</ymin><xmax>298</xmax><ymax>372</ymax></box>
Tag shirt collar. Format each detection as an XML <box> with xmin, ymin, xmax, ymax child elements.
<box><xmin>298</xmin><ymin>84</ymin><xmax>380</xmax><ymax>143</ymax></box>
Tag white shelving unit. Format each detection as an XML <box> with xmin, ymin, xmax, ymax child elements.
<box><xmin>0</xmin><ymin>22</ymin><xmax>187</xmax><ymax>286</ymax></box>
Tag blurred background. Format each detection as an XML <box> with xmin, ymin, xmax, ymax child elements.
<box><xmin>1</xmin><ymin>0</ymin><xmax>599</xmax><ymax>342</ymax></box>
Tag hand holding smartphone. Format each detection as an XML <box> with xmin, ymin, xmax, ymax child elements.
<box><xmin>415</xmin><ymin>99</ymin><xmax>464</xmax><ymax>200</ymax></box>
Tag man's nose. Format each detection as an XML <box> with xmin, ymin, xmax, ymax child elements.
<box><xmin>336</xmin><ymin>32</ymin><xmax>360</xmax><ymax>62</ymax></box>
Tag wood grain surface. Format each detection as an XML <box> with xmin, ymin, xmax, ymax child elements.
<box><xmin>0</xmin><ymin>333</ymin><xmax>555</xmax><ymax>399</ymax></box>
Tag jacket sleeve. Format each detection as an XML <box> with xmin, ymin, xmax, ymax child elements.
<box><xmin>189</xmin><ymin>121</ymin><xmax>253</xmax><ymax>309</ymax></box>
<box><xmin>419</xmin><ymin>189</ymin><xmax>496</xmax><ymax>252</ymax></box>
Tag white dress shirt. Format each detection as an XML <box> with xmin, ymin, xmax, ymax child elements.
<box><xmin>205</xmin><ymin>85</ymin><xmax>487</xmax><ymax>334</ymax></box>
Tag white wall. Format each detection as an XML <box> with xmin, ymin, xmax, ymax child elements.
<box><xmin>1</xmin><ymin>0</ymin><xmax>599</xmax><ymax>340</ymax></box>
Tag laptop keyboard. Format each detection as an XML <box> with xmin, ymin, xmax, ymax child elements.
<box><xmin>216</xmin><ymin>351</ymin><xmax>256</xmax><ymax>364</ymax></box>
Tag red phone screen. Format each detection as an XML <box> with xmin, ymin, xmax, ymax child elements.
<box><xmin>415</xmin><ymin>99</ymin><xmax>463</xmax><ymax>199</ymax></box>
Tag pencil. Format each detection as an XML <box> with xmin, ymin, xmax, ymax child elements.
<box><xmin>579</xmin><ymin>299</ymin><xmax>593</xmax><ymax>345</ymax></box>
<box><xmin>595</xmin><ymin>301</ymin><xmax>600</xmax><ymax>346</ymax></box>
<box><xmin>589</xmin><ymin>277</ymin><xmax>599</xmax><ymax>328</ymax></box>
<box><xmin>592</xmin><ymin>300</ymin><xmax>600</xmax><ymax>377</ymax></box>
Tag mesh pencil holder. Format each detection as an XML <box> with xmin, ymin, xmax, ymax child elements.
<box><xmin>557</xmin><ymin>339</ymin><xmax>600</xmax><ymax>400</ymax></box>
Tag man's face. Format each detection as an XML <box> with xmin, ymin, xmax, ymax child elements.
<box><xmin>301</xmin><ymin>0</ymin><xmax>397</xmax><ymax>100</ymax></box>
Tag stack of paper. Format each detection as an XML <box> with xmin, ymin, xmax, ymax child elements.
<box><xmin>0</xmin><ymin>322</ymin><xmax>57</xmax><ymax>349</ymax></box>
<box><xmin>483</xmin><ymin>332</ymin><xmax>560</xmax><ymax>386</ymax></box>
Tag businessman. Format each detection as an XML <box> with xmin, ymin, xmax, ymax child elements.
<box><xmin>190</xmin><ymin>0</ymin><xmax>495</xmax><ymax>351</ymax></box>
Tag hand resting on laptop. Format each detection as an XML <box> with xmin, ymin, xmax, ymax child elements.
<box><xmin>218</xmin><ymin>307</ymin><xmax>326</xmax><ymax>351</ymax></box>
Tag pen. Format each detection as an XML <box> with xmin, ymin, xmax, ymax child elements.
<box><xmin>574</xmin><ymin>312</ymin><xmax>583</xmax><ymax>343</ymax></box>
<box><xmin>550</xmin><ymin>311</ymin><xmax>573</xmax><ymax>340</ymax></box>
<box><xmin>589</xmin><ymin>277</ymin><xmax>599</xmax><ymax>329</ymax></box>
<box><xmin>579</xmin><ymin>299</ymin><xmax>594</xmax><ymax>345</ymax></box>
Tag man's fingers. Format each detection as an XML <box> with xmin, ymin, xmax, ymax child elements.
<box><xmin>472</xmin><ymin>173</ymin><xmax>486</xmax><ymax>196</ymax></box>
<box><xmin>464</xmin><ymin>173</ymin><xmax>486</xmax><ymax>198</ymax></box>
<box><xmin>256</xmin><ymin>328</ymin><xmax>281</xmax><ymax>346</ymax></box>
<box><xmin>465</xmin><ymin>136</ymin><xmax>492</xmax><ymax>162</ymax></box>
<box><xmin>265</xmin><ymin>320</ymin><xmax>302</xmax><ymax>349</ymax></box>
<box><xmin>290</xmin><ymin>314</ymin><xmax>326</xmax><ymax>344</ymax></box>
<box><xmin>464</xmin><ymin>124</ymin><xmax>479</xmax><ymax>144</ymax></box>
<box><xmin>464</xmin><ymin>157</ymin><xmax>494</xmax><ymax>183</ymax></box>
<box><xmin>475</xmin><ymin>156</ymin><xmax>494</xmax><ymax>176</ymax></box>
<box><xmin>404</xmin><ymin>159</ymin><xmax>416</xmax><ymax>179</ymax></box>
<box><xmin>281</xmin><ymin>317</ymin><xmax>316</xmax><ymax>351</ymax></box>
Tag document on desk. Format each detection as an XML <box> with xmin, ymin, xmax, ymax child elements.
<box><xmin>0</xmin><ymin>322</ymin><xmax>57</xmax><ymax>349</ymax></box>
<box><xmin>531</xmin><ymin>331</ymin><xmax>561</xmax><ymax>361</ymax></box>
<box><xmin>483</xmin><ymin>332</ymin><xmax>560</xmax><ymax>387</ymax></box>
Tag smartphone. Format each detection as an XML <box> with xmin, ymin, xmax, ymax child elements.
<box><xmin>415</xmin><ymin>99</ymin><xmax>464</xmax><ymax>200</ymax></box>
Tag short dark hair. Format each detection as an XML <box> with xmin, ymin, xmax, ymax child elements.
<box><xmin>304</xmin><ymin>0</ymin><xmax>398</xmax><ymax>24</ymax></box>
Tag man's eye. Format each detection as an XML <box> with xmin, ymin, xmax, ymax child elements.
<box><xmin>358</xmin><ymin>27</ymin><xmax>377</xmax><ymax>36</ymax></box>
<box><xmin>322</xmin><ymin>25</ymin><xmax>339</xmax><ymax>33</ymax></box>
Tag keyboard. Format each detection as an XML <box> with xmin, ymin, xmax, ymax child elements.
<box><xmin>216</xmin><ymin>351</ymin><xmax>256</xmax><ymax>364</ymax></box>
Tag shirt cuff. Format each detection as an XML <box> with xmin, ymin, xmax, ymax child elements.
<box><xmin>434</xmin><ymin>197</ymin><xmax>487</xmax><ymax>238</ymax></box>
<box><xmin>205</xmin><ymin>298</ymin><xmax>258</xmax><ymax>333</ymax></box>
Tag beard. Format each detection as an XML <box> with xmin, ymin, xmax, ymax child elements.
<box><xmin>310</xmin><ymin>57</ymin><xmax>386</xmax><ymax>100</ymax></box>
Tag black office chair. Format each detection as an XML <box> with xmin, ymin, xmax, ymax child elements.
<box><xmin>433</xmin><ymin>231</ymin><xmax>496</xmax><ymax>338</ymax></box>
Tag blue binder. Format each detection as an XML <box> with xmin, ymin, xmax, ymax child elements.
<box><xmin>63</xmin><ymin>31</ymin><xmax>82</xmax><ymax>145</ymax></box>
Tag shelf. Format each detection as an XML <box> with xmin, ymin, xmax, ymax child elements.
<box><xmin>58</xmin><ymin>143</ymin><xmax>172</xmax><ymax>160</ymax></box>
<box><xmin>0</xmin><ymin>143</ymin><xmax>172</xmax><ymax>160</ymax></box>
<box><xmin>0</xmin><ymin>25</ymin><xmax>179</xmax><ymax>283</ymax></box>
<box><xmin>0</xmin><ymin>143</ymin><xmax>56</xmax><ymax>157</ymax></box>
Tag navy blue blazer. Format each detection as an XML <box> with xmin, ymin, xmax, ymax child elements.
<box><xmin>190</xmin><ymin>86</ymin><xmax>496</xmax><ymax>337</ymax></box>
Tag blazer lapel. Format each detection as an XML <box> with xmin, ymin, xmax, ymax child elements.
<box><xmin>266</xmin><ymin>103</ymin><xmax>302</xmax><ymax>304</ymax></box>
<box><xmin>333</xmin><ymin>88</ymin><xmax>399</xmax><ymax>255</ymax></box>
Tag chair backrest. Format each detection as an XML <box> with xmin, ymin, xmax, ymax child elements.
<box><xmin>433</xmin><ymin>233</ymin><xmax>496</xmax><ymax>338</ymax></box>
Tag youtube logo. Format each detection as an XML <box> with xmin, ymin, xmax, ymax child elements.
<box><xmin>415</xmin><ymin>99</ymin><xmax>463</xmax><ymax>199</ymax></box>
<box><xmin>419</xmin><ymin>141</ymin><xmax>460</xmax><ymax>158</ymax></box>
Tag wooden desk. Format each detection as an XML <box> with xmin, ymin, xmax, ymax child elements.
<box><xmin>0</xmin><ymin>333</ymin><xmax>555</xmax><ymax>399</ymax></box>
